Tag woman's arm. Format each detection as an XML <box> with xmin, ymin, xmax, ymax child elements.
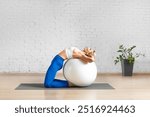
<box><xmin>58</xmin><ymin>47</ymin><xmax>95</xmax><ymax>63</ymax></box>
<box><xmin>72</xmin><ymin>48</ymin><xmax>95</xmax><ymax>63</ymax></box>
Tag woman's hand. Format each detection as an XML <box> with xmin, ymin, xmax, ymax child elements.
<box><xmin>80</xmin><ymin>53</ymin><xmax>95</xmax><ymax>63</ymax></box>
<box><xmin>73</xmin><ymin>47</ymin><xmax>96</xmax><ymax>63</ymax></box>
<box><xmin>83</xmin><ymin>47</ymin><xmax>96</xmax><ymax>57</ymax></box>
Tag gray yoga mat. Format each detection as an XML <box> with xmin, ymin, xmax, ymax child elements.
<box><xmin>15</xmin><ymin>83</ymin><xmax>114</xmax><ymax>90</ymax></box>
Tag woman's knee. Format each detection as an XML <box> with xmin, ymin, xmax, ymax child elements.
<box><xmin>44</xmin><ymin>81</ymin><xmax>51</xmax><ymax>88</ymax></box>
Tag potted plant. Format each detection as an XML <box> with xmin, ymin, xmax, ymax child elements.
<box><xmin>114</xmin><ymin>45</ymin><xmax>144</xmax><ymax>76</ymax></box>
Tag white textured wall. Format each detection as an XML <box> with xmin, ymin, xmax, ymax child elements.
<box><xmin>0</xmin><ymin>0</ymin><xmax>150</xmax><ymax>73</ymax></box>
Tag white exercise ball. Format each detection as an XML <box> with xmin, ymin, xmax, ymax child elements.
<box><xmin>63</xmin><ymin>59</ymin><xmax>97</xmax><ymax>86</ymax></box>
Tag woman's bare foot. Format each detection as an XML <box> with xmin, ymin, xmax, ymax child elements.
<box><xmin>68</xmin><ymin>81</ymin><xmax>76</xmax><ymax>87</ymax></box>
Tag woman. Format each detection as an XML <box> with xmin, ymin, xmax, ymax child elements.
<box><xmin>44</xmin><ymin>47</ymin><xmax>95</xmax><ymax>88</ymax></box>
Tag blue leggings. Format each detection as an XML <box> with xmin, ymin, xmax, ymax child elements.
<box><xmin>44</xmin><ymin>55</ymin><xmax>69</xmax><ymax>88</ymax></box>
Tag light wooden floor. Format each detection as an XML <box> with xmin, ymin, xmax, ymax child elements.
<box><xmin>0</xmin><ymin>73</ymin><xmax>150</xmax><ymax>100</ymax></box>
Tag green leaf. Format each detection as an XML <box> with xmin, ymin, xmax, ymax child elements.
<box><xmin>130</xmin><ymin>45</ymin><xmax>136</xmax><ymax>51</ymax></box>
<box><xmin>119</xmin><ymin>45</ymin><xmax>123</xmax><ymax>49</ymax></box>
<box><xmin>114</xmin><ymin>60</ymin><xmax>119</xmax><ymax>65</ymax></box>
<box><xmin>116</xmin><ymin>57</ymin><xmax>119</xmax><ymax>59</ymax></box>
<box><xmin>117</xmin><ymin>50</ymin><xmax>123</xmax><ymax>52</ymax></box>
